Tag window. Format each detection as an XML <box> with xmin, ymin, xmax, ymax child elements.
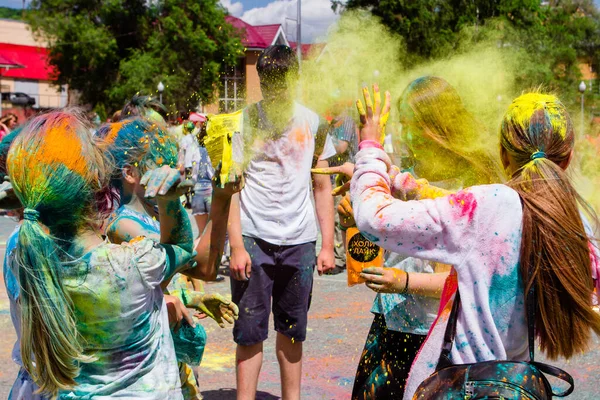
<box><xmin>219</xmin><ymin>58</ymin><xmax>246</xmax><ymax>113</ymax></box>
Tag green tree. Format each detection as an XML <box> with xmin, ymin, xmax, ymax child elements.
<box><xmin>27</xmin><ymin>0</ymin><xmax>244</xmax><ymax>115</ymax></box>
<box><xmin>334</xmin><ymin>0</ymin><xmax>600</xmax><ymax>108</ymax></box>
<box><xmin>0</xmin><ymin>6</ymin><xmax>26</xmax><ymax>20</ymax></box>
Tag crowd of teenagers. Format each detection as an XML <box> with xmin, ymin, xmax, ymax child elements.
<box><xmin>1</xmin><ymin>43</ymin><xmax>600</xmax><ymax>400</ymax></box>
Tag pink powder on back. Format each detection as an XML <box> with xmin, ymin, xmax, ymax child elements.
<box><xmin>448</xmin><ymin>190</ymin><xmax>477</xmax><ymax>222</ymax></box>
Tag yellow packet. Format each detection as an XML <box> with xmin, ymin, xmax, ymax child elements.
<box><xmin>205</xmin><ymin>110</ymin><xmax>244</xmax><ymax>187</ymax></box>
<box><xmin>346</xmin><ymin>227</ymin><xmax>384</xmax><ymax>286</ymax></box>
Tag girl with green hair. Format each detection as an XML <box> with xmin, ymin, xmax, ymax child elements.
<box><xmin>99</xmin><ymin>117</ymin><xmax>239</xmax><ymax>399</ymax></box>
<box><xmin>6</xmin><ymin>110</ymin><xmax>236</xmax><ymax>398</ymax></box>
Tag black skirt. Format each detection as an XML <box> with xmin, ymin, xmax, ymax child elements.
<box><xmin>352</xmin><ymin>313</ymin><xmax>426</xmax><ymax>400</ymax></box>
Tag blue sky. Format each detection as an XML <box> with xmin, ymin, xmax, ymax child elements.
<box><xmin>4</xmin><ymin>0</ymin><xmax>600</xmax><ymax>43</ymax></box>
<box><xmin>0</xmin><ymin>0</ymin><xmax>338</xmax><ymax>43</ymax></box>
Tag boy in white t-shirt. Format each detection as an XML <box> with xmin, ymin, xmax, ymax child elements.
<box><xmin>228</xmin><ymin>45</ymin><xmax>336</xmax><ymax>400</ymax></box>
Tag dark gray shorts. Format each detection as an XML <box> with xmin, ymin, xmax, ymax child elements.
<box><xmin>230</xmin><ymin>236</ymin><xmax>316</xmax><ymax>346</ymax></box>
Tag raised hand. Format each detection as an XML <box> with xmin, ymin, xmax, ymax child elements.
<box><xmin>356</xmin><ymin>84</ymin><xmax>391</xmax><ymax>144</ymax></box>
<box><xmin>212</xmin><ymin>161</ymin><xmax>245</xmax><ymax>196</ymax></box>
<box><xmin>0</xmin><ymin>176</ymin><xmax>21</xmax><ymax>210</ymax></box>
<box><xmin>141</xmin><ymin>165</ymin><xmax>194</xmax><ymax>200</ymax></box>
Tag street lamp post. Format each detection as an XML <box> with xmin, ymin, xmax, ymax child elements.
<box><xmin>297</xmin><ymin>0</ymin><xmax>301</xmax><ymax>71</ymax></box>
<box><xmin>579</xmin><ymin>81</ymin><xmax>587</xmax><ymax>136</ymax></box>
<box><xmin>157</xmin><ymin>81</ymin><xmax>165</xmax><ymax>104</ymax></box>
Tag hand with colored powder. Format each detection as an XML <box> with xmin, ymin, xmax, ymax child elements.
<box><xmin>338</xmin><ymin>194</ymin><xmax>355</xmax><ymax>228</ymax></box>
<box><xmin>311</xmin><ymin>162</ymin><xmax>355</xmax><ymax>196</ymax></box>
<box><xmin>181</xmin><ymin>291</ymin><xmax>239</xmax><ymax>328</ymax></box>
<box><xmin>360</xmin><ymin>266</ymin><xmax>408</xmax><ymax>294</ymax></box>
<box><xmin>165</xmin><ymin>294</ymin><xmax>196</xmax><ymax>332</ymax></box>
<box><xmin>356</xmin><ymin>84</ymin><xmax>391</xmax><ymax>144</ymax></box>
<box><xmin>212</xmin><ymin>161</ymin><xmax>245</xmax><ymax>198</ymax></box>
<box><xmin>141</xmin><ymin>165</ymin><xmax>194</xmax><ymax>200</ymax></box>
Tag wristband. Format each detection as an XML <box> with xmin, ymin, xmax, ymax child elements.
<box><xmin>338</xmin><ymin>223</ymin><xmax>355</xmax><ymax>232</ymax></box>
<box><xmin>400</xmin><ymin>272</ymin><xmax>410</xmax><ymax>294</ymax></box>
<box><xmin>359</xmin><ymin>140</ymin><xmax>384</xmax><ymax>151</ymax></box>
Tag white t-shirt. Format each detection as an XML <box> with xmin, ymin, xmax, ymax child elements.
<box><xmin>239</xmin><ymin>102</ymin><xmax>336</xmax><ymax>245</ymax></box>
<box><xmin>178</xmin><ymin>133</ymin><xmax>201</xmax><ymax>177</ymax></box>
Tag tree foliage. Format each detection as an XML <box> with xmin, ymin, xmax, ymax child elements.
<box><xmin>334</xmin><ymin>0</ymin><xmax>600</xmax><ymax>107</ymax></box>
<box><xmin>27</xmin><ymin>0</ymin><xmax>244</xmax><ymax>116</ymax></box>
<box><xmin>0</xmin><ymin>6</ymin><xmax>26</xmax><ymax>20</ymax></box>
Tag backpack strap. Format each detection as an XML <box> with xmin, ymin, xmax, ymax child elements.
<box><xmin>435</xmin><ymin>289</ymin><xmax>461</xmax><ymax>371</ymax></box>
<box><xmin>530</xmin><ymin>361</ymin><xmax>575</xmax><ymax>397</ymax></box>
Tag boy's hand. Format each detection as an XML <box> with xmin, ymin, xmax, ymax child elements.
<box><xmin>230</xmin><ymin>246</ymin><xmax>252</xmax><ymax>281</ymax></box>
<box><xmin>317</xmin><ymin>248</ymin><xmax>335</xmax><ymax>275</ymax></box>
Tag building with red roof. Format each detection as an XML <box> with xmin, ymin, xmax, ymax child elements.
<box><xmin>207</xmin><ymin>16</ymin><xmax>289</xmax><ymax>113</ymax></box>
<box><xmin>0</xmin><ymin>19</ymin><xmax>67</xmax><ymax>117</ymax></box>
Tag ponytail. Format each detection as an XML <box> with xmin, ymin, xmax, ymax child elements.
<box><xmin>502</xmin><ymin>93</ymin><xmax>600</xmax><ymax>359</ymax></box>
<box><xmin>6</xmin><ymin>111</ymin><xmax>107</xmax><ymax>397</ymax></box>
<box><xmin>16</xmin><ymin>210</ymin><xmax>92</xmax><ymax>396</ymax></box>
<box><xmin>510</xmin><ymin>158</ymin><xmax>600</xmax><ymax>359</ymax></box>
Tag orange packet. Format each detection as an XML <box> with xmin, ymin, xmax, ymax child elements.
<box><xmin>346</xmin><ymin>227</ymin><xmax>384</xmax><ymax>286</ymax></box>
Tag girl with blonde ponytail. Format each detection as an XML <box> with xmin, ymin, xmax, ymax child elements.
<box><xmin>349</xmin><ymin>88</ymin><xmax>600</xmax><ymax>399</ymax></box>
<box><xmin>5</xmin><ymin>110</ymin><xmax>235</xmax><ymax>399</ymax></box>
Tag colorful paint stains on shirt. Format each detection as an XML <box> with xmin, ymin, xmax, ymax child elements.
<box><xmin>58</xmin><ymin>238</ymin><xmax>182</xmax><ymax>399</ymax></box>
<box><xmin>351</xmin><ymin>147</ymin><xmax>529</xmax><ymax>400</ymax></box>
<box><xmin>239</xmin><ymin>102</ymin><xmax>336</xmax><ymax>246</ymax></box>
<box><xmin>105</xmin><ymin>205</ymin><xmax>200</xmax><ymax>398</ymax></box>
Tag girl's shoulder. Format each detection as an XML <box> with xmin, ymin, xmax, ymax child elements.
<box><xmin>97</xmin><ymin>237</ymin><xmax>161</xmax><ymax>263</ymax></box>
<box><xmin>460</xmin><ymin>184</ymin><xmax>522</xmax><ymax>214</ymax></box>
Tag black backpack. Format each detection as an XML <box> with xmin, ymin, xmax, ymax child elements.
<box><xmin>413</xmin><ymin>285</ymin><xmax>575</xmax><ymax>399</ymax></box>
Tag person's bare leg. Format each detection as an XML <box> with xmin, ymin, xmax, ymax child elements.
<box><xmin>236</xmin><ymin>342</ymin><xmax>263</xmax><ymax>400</ymax></box>
<box><xmin>276</xmin><ymin>332</ymin><xmax>303</xmax><ymax>400</ymax></box>
<box><xmin>194</xmin><ymin>214</ymin><xmax>209</xmax><ymax>238</ymax></box>
<box><xmin>189</xmin><ymin>277</ymin><xmax>204</xmax><ymax>292</ymax></box>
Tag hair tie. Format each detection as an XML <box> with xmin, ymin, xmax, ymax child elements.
<box><xmin>530</xmin><ymin>151</ymin><xmax>546</xmax><ymax>161</ymax></box>
<box><xmin>23</xmin><ymin>208</ymin><xmax>40</xmax><ymax>222</ymax></box>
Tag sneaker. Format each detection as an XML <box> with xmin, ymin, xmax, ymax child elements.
<box><xmin>206</xmin><ymin>274</ymin><xmax>226</xmax><ymax>283</ymax></box>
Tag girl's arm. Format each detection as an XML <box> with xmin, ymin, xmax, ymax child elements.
<box><xmin>360</xmin><ymin>266</ymin><xmax>449</xmax><ymax>298</ymax></box>
<box><xmin>350</xmin><ymin>147</ymin><xmax>478</xmax><ymax>267</ymax></box>
<box><xmin>186</xmin><ymin>186</ymin><xmax>235</xmax><ymax>281</ymax></box>
<box><xmin>142</xmin><ymin>166</ymin><xmax>194</xmax><ymax>281</ymax></box>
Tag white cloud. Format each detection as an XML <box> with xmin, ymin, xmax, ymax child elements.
<box><xmin>220</xmin><ymin>0</ymin><xmax>244</xmax><ymax>17</ymax></box>
<box><xmin>240</xmin><ymin>0</ymin><xmax>338</xmax><ymax>43</ymax></box>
